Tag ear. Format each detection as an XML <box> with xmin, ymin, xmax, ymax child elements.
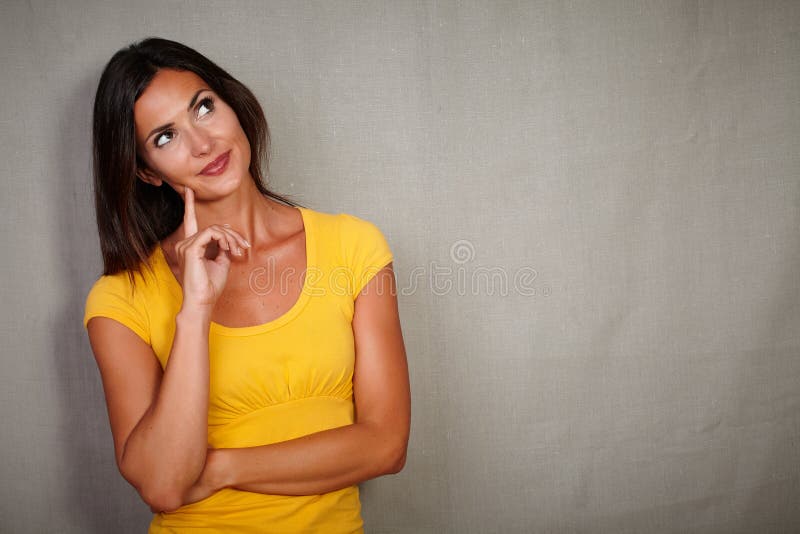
<box><xmin>136</xmin><ymin>167</ymin><xmax>163</xmax><ymax>187</ymax></box>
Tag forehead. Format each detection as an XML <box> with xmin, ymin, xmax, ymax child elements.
<box><xmin>134</xmin><ymin>69</ymin><xmax>209</xmax><ymax>136</ymax></box>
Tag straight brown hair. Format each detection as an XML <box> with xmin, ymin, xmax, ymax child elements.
<box><xmin>92</xmin><ymin>37</ymin><xmax>300</xmax><ymax>282</ymax></box>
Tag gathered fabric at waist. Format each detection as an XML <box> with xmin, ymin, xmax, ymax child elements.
<box><xmin>149</xmin><ymin>396</ymin><xmax>362</xmax><ymax>533</ymax></box>
<box><xmin>208</xmin><ymin>395</ymin><xmax>355</xmax><ymax>448</ymax></box>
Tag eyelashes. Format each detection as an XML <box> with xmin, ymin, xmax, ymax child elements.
<box><xmin>153</xmin><ymin>96</ymin><xmax>216</xmax><ymax>148</ymax></box>
<box><xmin>196</xmin><ymin>96</ymin><xmax>214</xmax><ymax>119</ymax></box>
<box><xmin>154</xmin><ymin>130</ymin><xmax>174</xmax><ymax>148</ymax></box>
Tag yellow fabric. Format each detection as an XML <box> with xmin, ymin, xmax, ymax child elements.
<box><xmin>83</xmin><ymin>207</ymin><xmax>394</xmax><ymax>533</ymax></box>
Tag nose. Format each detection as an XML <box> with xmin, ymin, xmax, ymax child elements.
<box><xmin>186</xmin><ymin>126</ymin><xmax>213</xmax><ymax>157</ymax></box>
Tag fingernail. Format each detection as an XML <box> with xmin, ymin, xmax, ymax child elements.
<box><xmin>237</xmin><ymin>247</ymin><xmax>243</xmax><ymax>256</ymax></box>
<box><xmin>223</xmin><ymin>224</ymin><xmax>231</xmax><ymax>228</ymax></box>
<box><xmin>243</xmin><ymin>240</ymin><xmax>251</xmax><ymax>248</ymax></box>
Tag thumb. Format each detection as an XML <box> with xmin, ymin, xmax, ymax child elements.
<box><xmin>213</xmin><ymin>248</ymin><xmax>232</xmax><ymax>269</ymax></box>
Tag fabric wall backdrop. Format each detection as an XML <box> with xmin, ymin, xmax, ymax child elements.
<box><xmin>1</xmin><ymin>1</ymin><xmax>798</xmax><ymax>532</ymax></box>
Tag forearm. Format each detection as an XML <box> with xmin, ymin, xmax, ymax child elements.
<box><xmin>120</xmin><ymin>309</ymin><xmax>211</xmax><ymax>507</ymax></box>
<box><xmin>217</xmin><ymin>421</ymin><xmax>406</xmax><ymax>497</ymax></box>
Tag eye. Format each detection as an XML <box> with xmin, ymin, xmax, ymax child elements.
<box><xmin>154</xmin><ymin>130</ymin><xmax>175</xmax><ymax>148</ymax></box>
<box><xmin>197</xmin><ymin>97</ymin><xmax>215</xmax><ymax>119</ymax></box>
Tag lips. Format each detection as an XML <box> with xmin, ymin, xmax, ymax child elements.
<box><xmin>199</xmin><ymin>150</ymin><xmax>231</xmax><ymax>176</ymax></box>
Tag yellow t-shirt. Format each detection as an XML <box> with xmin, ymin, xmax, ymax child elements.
<box><xmin>83</xmin><ymin>207</ymin><xmax>394</xmax><ymax>533</ymax></box>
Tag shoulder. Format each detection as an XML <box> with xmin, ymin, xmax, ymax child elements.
<box><xmin>85</xmin><ymin>268</ymin><xmax>145</xmax><ymax>307</ymax></box>
<box><xmin>336</xmin><ymin>211</ymin><xmax>386</xmax><ymax>236</ymax></box>
<box><xmin>83</xmin><ymin>252</ymin><xmax>161</xmax><ymax>343</ymax></box>
<box><xmin>302</xmin><ymin>207</ymin><xmax>392</xmax><ymax>252</ymax></box>
<box><xmin>85</xmin><ymin>250</ymin><xmax>161</xmax><ymax>299</ymax></box>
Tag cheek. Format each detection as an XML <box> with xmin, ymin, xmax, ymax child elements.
<box><xmin>240</xmin><ymin>135</ymin><xmax>252</xmax><ymax>167</ymax></box>
<box><xmin>144</xmin><ymin>148</ymin><xmax>188</xmax><ymax>179</ymax></box>
<box><xmin>231</xmin><ymin>118</ymin><xmax>249</xmax><ymax>143</ymax></box>
<box><xmin>230</xmin><ymin>121</ymin><xmax>251</xmax><ymax>160</ymax></box>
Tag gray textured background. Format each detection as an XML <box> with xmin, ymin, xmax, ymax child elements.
<box><xmin>1</xmin><ymin>1</ymin><xmax>799</xmax><ymax>532</ymax></box>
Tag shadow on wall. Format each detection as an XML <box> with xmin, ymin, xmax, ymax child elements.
<box><xmin>54</xmin><ymin>70</ymin><xmax>152</xmax><ymax>533</ymax></box>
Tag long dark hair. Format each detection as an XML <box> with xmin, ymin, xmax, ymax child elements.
<box><xmin>93</xmin><ymin>37</ymin><xmax>300</xmax><ymax>279</ymax></box>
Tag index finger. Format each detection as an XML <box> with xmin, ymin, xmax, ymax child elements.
<box><xmin>183</xmin><ymin>186</ymin><xmax>198</xmax><ymax>238</ymax></box>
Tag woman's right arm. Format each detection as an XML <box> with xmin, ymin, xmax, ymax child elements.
<box><xmin>87</xmin><ymin>310</ymin><xmax>211</xmax><ymax>512</ymax></box>
<box><xmin>87</xmin><ymin>187</ymin><xmax>248</xmax><ymax>512</ymax></box>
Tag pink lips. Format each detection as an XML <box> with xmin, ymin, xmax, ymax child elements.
<box><xmin>199</xmin><ymin>150</ymin><xmax>231</xmax><ymax>176</ymax></box>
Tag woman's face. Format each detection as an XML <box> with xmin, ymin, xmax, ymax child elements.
<box><xmin>134</xmin><ymin>68</ymin><xmax>251</xmax><ymax>199</ymax></box>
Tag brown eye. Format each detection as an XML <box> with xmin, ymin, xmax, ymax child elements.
<box><xmin>155</xmin><ymin>130</ymin><xmax>175</xmax><ymax>148</ymax></box>
<box><xmin>197</xmin><ymin>97</ymin><xmax>214</xmax><ymax>118</ymax></box>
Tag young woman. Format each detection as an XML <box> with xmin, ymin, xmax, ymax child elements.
<box><xmin>84</xmin><ymin>37</ymin><xmax>410</xmax><ymax>533</ymax></box>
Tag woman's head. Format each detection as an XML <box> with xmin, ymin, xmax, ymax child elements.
<box><xmin>133</xmin><ymin>68</ymin><xmax>253</xmax><ymax>200</ymax></box>
<box><xmin>92</xmin><ymin>37</ymin><xmax>296</xmax><ymax>276</ymax></box>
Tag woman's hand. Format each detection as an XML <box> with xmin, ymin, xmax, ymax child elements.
<box><xmin>174</xmin><ymin>187</ymin><xmax>250</xmax><ymax>310</ymax></box>
<box><xmin>180</xmin><ymin>448</ymin><xmax>231</xmax><ymax>507</ymax></box>
<box><xmin>149</xmin><ymin>448</ymin><xmax>225</xmax><ymax>511</ymax></box>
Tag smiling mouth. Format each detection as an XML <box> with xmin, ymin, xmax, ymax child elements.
<box><xmin>199</xmin><ymin>150</ymin><xmax>231</xmax><ymax>175</ymax></box>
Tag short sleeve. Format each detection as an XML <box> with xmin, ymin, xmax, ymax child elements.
<box><xmin>339</xmin><ymin>213</ymin><xmax>394</xmax><ymax>299</ymax></box>
<box><xmin>83</xmin><ymin>273</ymin><xmax>151</xmax><ymax>344</ymax></box>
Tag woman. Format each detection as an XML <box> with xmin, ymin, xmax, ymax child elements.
<box><xmin>84</xmin><ymin>37</ymin><xmax>410</xmax><ymax>533</ymax></box>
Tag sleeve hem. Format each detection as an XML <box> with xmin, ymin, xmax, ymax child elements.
<box><xmin>83</xmin><ymin>312</ymin><xmax>150</xmax><ymax>345</ymax></box>
<box><xmin>353</xmin><ymin>253</ymin><xmax>395</xmax><ymax>299</ymax></box>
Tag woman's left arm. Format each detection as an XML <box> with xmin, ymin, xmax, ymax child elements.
<box><xmin>184</xmin><ymin>264</ymin><xmax>410</xmax><ymax>501</ymax></box>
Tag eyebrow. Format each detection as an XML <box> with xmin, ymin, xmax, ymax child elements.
<box><xmin>143</xmin><ymin>88</ymin><xmax>211</xmax><ymax>143</ymax></box>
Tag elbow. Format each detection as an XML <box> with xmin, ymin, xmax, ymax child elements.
<box><xmin>385</xmin><ymin>449</ymin><xmax>407</xmax><ymax>475</ymax></box>
<box><xmin>379</xmin><ymin>439</ymin><xmax>408</xmax><ymax>475</ymax></box>
<box><xmin>119</xmin><ymin>462</ymin><xmax>185</xmax><ymax>513</ymax></box>
<box><xmin>367</xmin><ymin>419</ymin><xmax>409</xmax><ymax>476</ymax></box>
<box><xmin>139</xmin><ymin>485</ymin><xmax>185</xmax><ymax>513</ymax></box>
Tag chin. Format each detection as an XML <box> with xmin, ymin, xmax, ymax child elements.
<box><xmin>199</xmin><ymin>173</ymin><xmax>245</xmax><ymax>199</ymax></box>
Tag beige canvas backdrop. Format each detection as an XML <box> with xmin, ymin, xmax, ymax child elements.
<box><xmin>1</xmin><ymin>1</ymin><xmax>798</xmax><ymax>532</ymax></box>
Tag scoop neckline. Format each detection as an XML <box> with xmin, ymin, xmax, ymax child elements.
<box><xmin>154</xmin><ymin>206</ymin><xmax>314</xmax><ymax>336</ymax></box>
